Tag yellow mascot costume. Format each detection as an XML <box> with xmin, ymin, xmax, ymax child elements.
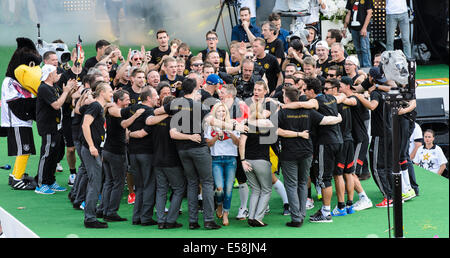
<box><xmin>1</xmin><ymin>37</ymin><xmax>42</xmax><ymax>190</ymax></box>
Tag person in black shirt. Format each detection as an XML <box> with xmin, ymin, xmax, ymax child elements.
<box><xmin>252</xmin><ymin>38</ymin><xmax>283</xmax><ymax>94</ymax></box>
<box><xmin>160</xmin><ymin>57</ymin><xmax>184</xmax><ymax>97</ymax></box>
<box><xmin>232</xmin><ymin>58</ymin><xmax>261</xmax><ymax>100</ymax></box>
<box><xmin>83</xmin><ymin>40</ymin><xmax>110</xmax><ymax>74</ymax></box>
<box><xmin>148</xmin><ymin>29</ymin><xmax>173</xmax><ymax>71</ymax></box>
<box><xmin>239</xmin><ymin>99</ymin><xmax>275</xmax><ymax>227</ymax></box>
<box><xmin>199</xmin><ymin>30</ymin><xmax>231</xmax><ymax>70</ymax></box>
<box><xmin>355</xmin><ymin>78</ymin><xmax>394</xmax><ymax>208</ymax></box>
<box><xmin>58</xmin><ymin>48</ymin><xmax>87</xmax><ymax>186</ymax></box>
<box><xmin>329</xmin><ymin>43</ymin><xmax>347</xmax><ymax>77</ymax></box>
<box><xmin>123</xmin><ymin>68</ymin><xmax>146</xmax><ymax>105</ymax></box>
<box><xmin>120</xmin><ymin>87</ymin><xmax>159</xmax><ymax>226</ymax></box>
<box><xmin>132</xmin><ymin>95</ymin><xmax>186</xmax><ymax>229</ymax></box>
<box><xmin>325</xmin><ymin>78</ymin><xmax>357</xmax><ymax>216</ymax></box>
<box><xmin>35</xmin><ymin>64</ymin><xmax>76</xmax><ymax>195</ymax></box>
<box><xmin>261</xmin><ymin>21</ymin><xmax>285</xmax><ymax>65</ymax></box>
<box><xmin>153</xmin><ymin>78</ymin><xmax>245</xmax><ymax>230</ymax></box>
<box><xmin>96</xmin><ymin>89</ymin><xmax>131</xmax><ymax>222</ymax></box>
<box><xmin>277</xmin><ymin>86</ymin><xmax>343</xmax><ymax>227</ymax></box>
<box><xmin>339</xmin><ymin>76</ymin><xmax>373</xmax><ymax>211</ymax></box>
<box><xmin>80</xmin><ymin>82</ymin><xmax>113</xmax><ymax>228</ymax></box>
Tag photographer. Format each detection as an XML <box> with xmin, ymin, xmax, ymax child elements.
<box><xmin>232</xmin><ymin>58</ymin><xmax>262</xmax><ymax>100</ymax></box>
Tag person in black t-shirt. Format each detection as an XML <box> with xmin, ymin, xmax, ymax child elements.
<box><xmin>199</xmin><ymin>30</ymin><xmax>231</xmax><ymax>70</ymax></box>
<box><xmin>343</xmin><ymin>0</ymin><xmax>373</xmax><ymax>68</ymax></box>
<box><xmin>96</xmin><ymin>89</ymin><xmax>131</xmax><ymax>222</ymax></box>
<box><xmin>325</xmin><ymin>78</ymin><xmax>357</xmax><ymax>216</ymax></box>
<box><xmin>339</xmin><ymin>76</ymin><xmax>373</xmax><ymax>211</ymax></box>
<box><xmin>58</xmin><ymin>48</ymin><xmax>87</xmax><ymax>186</ymax></box>
<box><xmin>355</xmin><ymin>79</ymin><xmax>394</xmax><ymax>208</ymax></box>
<box><xmin>120</xmin><ymin>87</ymin><xmax>159</xmax><ymax>226</ymax></box>
<box><xmin>35</xmin><ymin>65</ymin><xmax>77</xmax><ymax>194</ymax></box>
<box><xmin>132</xmin><ymin>95</ymin><xmax>186</xmax><ymax>229</ymax></box>
<box><xmin>277</xmin><ymin>86</ymin><xmax>343</xmax><ymax>227</ymax></box>
<box><xmin>261</xmin><ymin>21</ymin><xmax>285</xmax><ymax>65</ymax></box>
<box><xmin>83</xmin><ymin>40</ymin><xmax>110</xmax><ymax>74</ymax></box>
<box><xmin>329</xmin><ymin>43</ymin><xmax>348</xmax><ymax>77</ymax></box>
<box><xmin>80</xmin><ymin>82</ymin><xmax>113</xmax><ymax>228</ymax></box>
<box><xmin>122</xmin><ymin>68</ymin><xmax>146</xmax><ymax>105</ymax></box>
<box><xmin>148</xmin><ymin>29</ymin><xmax>173</xmax><ymax>71</ymax></box>
<box><xmin>160</xmin><ymin>57</ymin><xmax>184</xmax><ymax>97</ymax></box>
<box><xmin>252</xmin><ymin>38</ymin><xmax>283</xmax><ymax>94</ymax></box>
<box><xmin>153</xmin><ymin>78</ymin><xmax>245</xmax><ymax>230</ymax></box>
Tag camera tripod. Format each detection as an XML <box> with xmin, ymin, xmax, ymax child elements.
<box><xmin>213</xmin><ymin>0</ymin><xmax>239</xmax><ymax>32</ymax></box>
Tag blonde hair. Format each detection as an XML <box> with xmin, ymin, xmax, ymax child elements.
<box><xmin>93</xmin><ymin>82</ymin><xmax>111</xmax><ymax>98</ymax></box>
<box><xmin>211</xmin><ymin>102</ymin><xmax>231</xmax><ymax>123</ymax></box>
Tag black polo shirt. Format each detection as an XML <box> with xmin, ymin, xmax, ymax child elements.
<box><xmin>256</xmin><ymin>53</ymin><xmax>281</xmax><ymax>93</ymax></box>
<box><xmin>120</xmin><ymin>103</ymin><xmax>154</xmax><ymax>154</ymax></box>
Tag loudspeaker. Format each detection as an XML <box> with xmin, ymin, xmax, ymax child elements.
<box><xmin>416</xmin><ymin>98</ymin><xmax>445</xmax><ymax>118</ymax></box>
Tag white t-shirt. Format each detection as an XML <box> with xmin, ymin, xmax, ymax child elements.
<box><xmin>1</xmin><ymin>77</ymin><xmax>34</xmax><ymax>128</ymax></box>
<box><xmin>238</xmin><ymin>0</ymin><xmax>257</xmax><ymax>18</ymax></box>
<box><xmin>386</xmin><ymin>0</ymin><xmax>408</xmax><ymax>15</ymax></box>
<box><xmin>413</xmin><ymin>145</ymin><xmax>448</xmax><ymax>174</ymax></box>
<box><xmin>205</xmin><ymin>126</ymin><xmax>239</xmax><ymax>156</ymax></box>
<box><xmin>409</xmin><ymin>122</ymin><xmax>423</xmax><ymax>158</ymax></box>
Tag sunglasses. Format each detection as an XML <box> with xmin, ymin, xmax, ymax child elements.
<box><xmin>179</xmin><ymin>55</ymin><xmax>189</xmax><ymax>58</ymax></box>
<box><xmin>327</xmin><ymin>74</ymin><xmax>336</xmax><ymax>77</ymax></box>
<box><xmin>133</xmin><ymin>58</ymin><xmax>143</xmax><ymax>61</ymax></box>
<box><xmin>245</xmin><ymin>55</ymin><xmax>254</xmax><ymax>59</ymax></box>
<box><xmin>192</xmin><ymin>63</ymin><xmax>203</xmax><ymax>67</ymax></box>
<box><xmin>107</xmin><ymin>61</ymin><xmax>113</xmax><ymax>65</ymax></box>
<box><xmin>324</xmin><ymin>86</ymin><xmax>336</xmax><ymax>90</ymax></box>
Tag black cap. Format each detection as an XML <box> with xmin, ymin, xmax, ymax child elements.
<box><xmin>340</xmin><ymin>76</ymin><xmax>354</xmax><ymax>89</ymax></box>
<box><xmin>369</xmin><ymin>66</ymin><xmax>387</xmax><ymax>84</ymax></box>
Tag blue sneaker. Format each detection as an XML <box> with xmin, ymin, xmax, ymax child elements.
<box><xmin>35</xmin><ymin>184</ymin><xmax>55</xmax><ymax>195</ymax></box>
<box><xmin>49</xmin><ymin>182</ymin><xmax>67</xmax><ymax>192</ymax></box>
<box><xmin>331</xmin><ymin>206</ymin><xmax>348</xmax><ymax>216</ymax></box>
<box><xmin>346</xmin><ymin>205</ymin><xmax>355</xmax><ymax>214</ymax></box>
<box><xmin>80</xmin><ymin>201</ymin><xmax>85</xmax><ymax>210</ymax></box>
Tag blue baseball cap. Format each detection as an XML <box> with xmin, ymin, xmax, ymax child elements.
<box><xmin>206</xmin><ymin>74</ymin><xmax>224</xmax><ymax>85</ymax></box>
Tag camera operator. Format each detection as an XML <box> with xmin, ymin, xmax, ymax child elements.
<box><xmin>232</xmin><ymin>58</ymin><xmax>262</xmax><ymax>100</ymax></box>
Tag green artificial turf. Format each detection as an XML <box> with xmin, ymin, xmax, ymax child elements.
<box><xmin>0</xmin><ymin>123</ymin><xmax>448</xmax><ymax>238</ymax></box>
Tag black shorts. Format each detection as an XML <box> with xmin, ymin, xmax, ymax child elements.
<box><xmin>336</xmin><ymin>140</ymin><xmax>355</xmax><ymax>175</ymax></box>
<box><xmin>7</xmin><ymin>127</ymin><xmax>36</xmax><ymax>156</ymax></box>
<box><xmin>62</xmin><ymin>117</ymin><xmax>74</xmax><ymax>148</ymax></box>
<box><xmin>316</xmin><ymin>143</ymin><xmax>342</xmax><ymax>188</ymax></box>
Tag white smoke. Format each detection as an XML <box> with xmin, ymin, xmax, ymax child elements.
<box><xmin>0</xmin><ymin>0</ymin><xmax>235</xmax><ymax>50</ymax></box>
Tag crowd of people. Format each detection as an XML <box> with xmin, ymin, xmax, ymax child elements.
<box><xmin>3</xmin><ymin>0</ymin><xmax>448</xmax><ymax>231</ymax></box>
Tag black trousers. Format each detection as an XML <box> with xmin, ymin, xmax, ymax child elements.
<box><xmin>35</xmin><ymin>130</ymin><xmax>65</xmax><ymax>186</ymax></box>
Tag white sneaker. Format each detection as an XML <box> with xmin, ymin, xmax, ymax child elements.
<box><xmin>306</xmin><ymin>198</ymin><xmax>314</xmax><ymax>210</ymax></box>
<box><xmin>56</xmin><ymin>163</ymin><xmax>63</xmax><ymax>172</ymax></box>
<box><xmin>68</xmin><ymin>174</ymin><xmax>76</xmax><ymax>186</ymax></box>
<box><xmin>236</xmin><ymin>207</ymin><xmax>249</xmax><ymax>220</ymax></box>
<box><xmin>353</xmin><ymin>197</ymin><xmax>373</xmax><ymax>211</ymax></box>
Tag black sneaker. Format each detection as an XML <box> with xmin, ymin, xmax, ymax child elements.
<box><xmin>11</xmin><ymin>178</ymin><xmax>35</xmax><ymax>190</ymax></box>
<box><xmin>309</xmin><ymin>209</ymin><xmax>332</xmax><ymax>223</ymax></box>
<box><xmin>286</xmin><ymin>221</ymin><xmax>303</xmax><ymax>227</ymax></box>
<box><xmin>189</xmin><ymin>222</ymin><xmax>201</xmax><ymax>230</ymax></box>
<box><xmin>165</xmin><ymin>222</ymin><xmax>183</xmax><ymax>229</ymax></box>
<box><xmin>158</xmin><ymin>223</ymin><xmax>166</xmax><ymax>229</ymax></box>
<box><xmin>103</xmin><ymin>214</ymin><xmax>128</xmax><ymax>222</ymax></box>
<box><xmin>141</xmin><ymin>219</ymin><xmax>158</xmax><ymax>226</ymax></box>
<box><xmin>204</xmin><ymin>221</ymin><xmax>221</xmax><ymax>230</ymax></box>
<box><xmin>84</xmin><ymin>220</ymin><xmax>108</xmax><ymax>228</ymax></box>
